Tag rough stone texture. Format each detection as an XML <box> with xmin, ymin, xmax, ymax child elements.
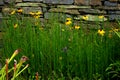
<box><xmin>108</xmin><ymin>10</ymin><xmax>120</xmax><ymax>14</ymax></box>
<box><xmin>0</xmin><ymin>0</ymin><xmax>4</xmax><ymax>5</ymax></box>
<box><xmin>49</xmin><ymin>8</ymin><xmax>80</xmax><ymax>14</ymax></box>
<box><xmin>15</xmin><ymin>0</ymin><xmax>22</xmax><ymax>3</ymax></box>
<box><xmin>57</xmin><ymin>5</ymin><xmax>91</xmax><ymax>9</ymax></box>
<box><xmin>104</xmin><ymin>1</ymin><xmax>118</xmax><ymax>7</ymax></box>
<box><xmin>109</xmin><ymin>14</ymin><xmax>120</xmax><ymax>20</ymax></box>
<box><xmin>15</xmin><ymin>2</ymin><xmax>47</xmax><ymax>7</ymax></box>
<box><xmin>79</xmin><ymin>9</ymin><xmax>106</xmax><ymax>14</ymax></box>
<box><xmin>74</xmin><ymin>0</ymin><xmax>89</xmax><ymax>5</ymax></box>
<box><xmin>44</xmin><ymin>12</ymin><xmax>72</xmax><ymax>20</ymax></box>
<box><xmin>109</xmin><ymin>0</ymin><xmax>118</xmax><ymax>1</ymax></box>
<box><xmin>1</xmin><ymin>0</ymin><xmax>120</xmax><ymax>21</ymax></box>
<box><xmin>43</xmin><ymin>0</ymin><xmax>73</xmax><ymax>4</ymax></box>
<box><xmin>4</xmin><ymin>0</ymin><xmax>15</xmax><ymax>4</ymax></box>
<box><xmin>23</xmin><ymin>0</ymin><xmax>43</xmax><ymax>2</ymax></box>
<box><xmin>22</xmin><ymin>7</ymin><xmax>42</xmax><ymax>14</ymax></box>
<box><xmin>90</xmin><ymin>0</ymin><xmax>102</xmax><ymax>6</ymax></box>
<box><xmin>76</xmin><ymin>14</ymin><xmax>107</xmax><ymax>21</ymax></box>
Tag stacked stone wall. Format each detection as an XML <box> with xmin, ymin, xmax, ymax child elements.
<box><xmin>0</xmin><ymin>0</ymin><xmax>120</xmax><ymax>21</ymax></box>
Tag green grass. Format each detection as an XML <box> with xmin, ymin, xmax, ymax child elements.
<box><xmin>1</xmin><ymin>12</ymin><xmax>120</xmax><ymax>80</ymax></box>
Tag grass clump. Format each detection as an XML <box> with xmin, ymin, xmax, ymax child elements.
<box><xmin>1</xmin><ymin>12</ymin><xmax>120</xmax><ymax>80</ymax></box>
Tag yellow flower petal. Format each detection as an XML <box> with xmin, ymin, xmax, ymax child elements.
<box><xmin>34</xmin><ymin>15</ymin><xmax>40</xmax><ymax>19</ymax></box>
<box><xmin>99</xmin><ymin>15</ymin><xmax>104</xmax><ymax>19</ymax></box>
<box><xmin>74</xmin><ymin>25</ymin><xmax>80</xmax><ymax>29</ymax></box>
<box><xmin>66</xmin><ymin>18</ymin><xmax>72</xmax><ymax>21</ymax></box>
<box><xmin>29</xmin><ymin>12</ymin><xmax>35</xmax><ymax>16</ymax></box>
<box><xmin>11</xmin><ymin>10</ymin><xmax>16</xmax><ymax>15</ymax></box>
<box><xmin>35</xmin><ymin>11</ymin><xmax>42</xmax><ymax>15</ymax></box>
<box><xmin>82</xmin><ymin>16</ymin><xmax>88</xmax><ymax>20</ymax></box>
<box><xmin>14</xmin><ymin>24</ymin><xmax>18</xmax><ymax>29</ymax></box>
<box><xmin>65</xmin><ymin>21</ymin><xmax>72</xmax><ymax>25</ymax></box>
<box><xmin>98</xmin><ymin>29</ymin><xmax>105</xmax><ymax>36</ymax></box>
<box><xmin>17</xmin><ymin>8</ymin><xmax>23</xmax><ymax>13</ymax></box>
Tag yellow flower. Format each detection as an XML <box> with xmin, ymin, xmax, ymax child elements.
<box><xmin>34</xmin><ymin>15</ymin><xmax>40</xmax><ymax>19</ymax></box>
<box><xmin>17</xmin><ymin>8</ymin><xmax>23</xmax><ymax>13</ymax></box>
<box><xmin>35</xmin><ymin>11</ymin><xmax>42</xmax><ymax>15</ymax></box>
<box><xmin>82</xmin><ymin>16</ymin><xmax>88</xmax><ymax>20</ymax></box>
<box><xmin>113</xmin><ymin>28</ymin><xmax>119</xmax><ymax>32</ymax></box>
<box><xmin>11</xmin><ymin>10</ymin><xmax>16</xmax><ymax>15</ymax></box>
<box><xmin>98</xmin><ymin>29</ymin><xmax>105</xmax><ymax>36</ymax></box>
<box><xmin>29</xmin><ymin>12</ymin><xmax>35</xmax><ymax>16</ymax></box>
<box><xmin>99</xmin><ymin>15</ymin><xmax>104</xmax><ymax>19</ymax></box>
<box><xmin>74</xmin><ymin>25</ymin><xmax>80</xmax><ymax>29</ymax></box>
<box><xmin>66</xmin><ymin>18</ymin><xmax>72</xmax><ymax>21</ymax></box>
<box><xmin>14</xmin><ymin>24</ymin><xmax>18</xmax><ymax>29</ymax></box>
<box><xmin>65</xmin><ymin>20</ymin><xmax>72</xmax><ymax>25</ymax></box>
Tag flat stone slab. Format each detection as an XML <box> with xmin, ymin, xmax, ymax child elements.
<box><xmin>90</xmin><ymin>0</ymin><xmax>102</xmax><ymax>6</ymax></box>
<box><xmin>23</xmin><ymin>0</ymin><xmax>43</xmax><ymax>2</ymax></box>
<box><xmin>15</xmin><ymin>0</ymin><xmax>22</xmax><ymax>3</ymax></box>
<box><xmin>43</xmin><ymin>0</ymin><xmax>73</xmax><ymax>4</ymax></box>
<box><xmin>104</xmin><ymin>1</ymin><xmax>118</xmax><ymax>7</ymax></box>
<box><xmin>44</xmin><ymin>12</ymin><xmax>72</xmax><ymax>20</ymax></box>
<box><xmin>22</xmin><ymin>7</ymin><xmax>42</xmax><ymax>14</ymax></box>
<box><xmin>15</xmin><ymin>2</ymin><xmax>47</xmax><ymax>7</ymax></box>
<box><xmin>57</xmin><ymin>5</ymin><xmax>91</xmax><ymax>9</ymax></box>
<box><xmin>49</xmin><ymin>8</ymin><xmax>80</xmax><ymax>14</ymax></box>
<box><xmin>0</xmin><ymin>0</ymin><xmax>4</xmax><ymax>5</ymax></box>
<box><xmin>109</xmin><ymin>14</ymin><xmax>120</xmax><ymax>20</ymax></box>
<box><xmin>79</xmin><ymin>9</ymin><xmax>106</xmax><ymax>14</ymax></box>
<box><xmin>4</xmin><ymin>0</ymin><xmax>15</xmax><ymax>4</ymax></box>
<box><xmin>75</xmin><ymin>14</ymin><xmax>107</xmax><ymax>21</ymax></box>
<box><xmin>74</xmin><ymin>0</ymin><xmax>89</xmax><ymax>5</ymax></box>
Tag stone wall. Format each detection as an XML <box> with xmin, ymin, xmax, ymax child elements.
<box><xmin>0</xmin><ymin>0</ymin><xmax>120</xmax><ymax>22</ymax></box>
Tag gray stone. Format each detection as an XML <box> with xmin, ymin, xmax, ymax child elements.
<box><xmin>15</xmin><ymin>2</ymin><xmax>47</xmax><ymax>7</ymax></box>
<box><xmin>104</xmin><ymin>1</ymin><xmax>118</xmax><ymax>7</ymax></box>
<box><xmin>0</xmin><ymin>0</ymin><xmax>4</xmax><ymax>5</ymax></box>
<box><xmin>57</xmin><ymin>5</ymin><xmax>91</xmax><ymax>9</ymax></box>
<box><xmin>109</xmin><ymin>14</ymin><xmax>120</xmax><ymax>20</ymax></box>
<box><xmin>15</xmin><ymin>0</ymin><xmax>22</xmax><ymax>3</ymax></box>
<box><xmin>79</xmin><ymin>9</ymin><xmax>106</xmax><ymax>14</ymax></box>
<box><xmin>116</xmin><ymin>11</ymin><xmax>120</xmax><ymax>14</ymax></box>
<box><xmin>90</xmin><ymin>0</ymin><xmax>102</xmax><ymax>6</ymax></box>
<box><xmin>42</xmin><ymin>7</ymin><xmax>47</xmax><ymax>12</ymax></box>
<box><xmin>44</xmin><ymin>12</ymin><xmax>72</xmax><ymax>21</ymax></box>
<box><xmin>23</xmin><ymin>0</ymin><xmax>43</xmax><ymax>2</ymax></box>
<box><xmin>109</xmin><ymin>0</ymin><xmax>118</xmax><ymax>2</ymax></box>
<box><xmin>74</xmin><ymin>0</ymin><xmax>89</xmax><ymax>5</ymax></box>
<box><xmin>75</xmin><ymin>14</ymin><xmax>107</xmax><ymax>21</ymax></box>
<box><xmin>43</xmin><ymin>0</ymin><xmax>73</xmax><ymax>4</ymax></box>
<box><xmin>108</xmin><ymin>10</ymin><xmax>120</xmax><ymax>14</ymax></box>
<box><xmin>49</xmin><ymin>8</ymin><xmax>80</xmax><ymax>15</ymax></box>
<box><xmin>22</xmin><ymin>7</ymin><xmax>43</xmax><ymax>15</ymax></box>
<box><xmin>4</xmin><ymin>0</ymin><xmax>15</xmax><ymax>4</ymax></box>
